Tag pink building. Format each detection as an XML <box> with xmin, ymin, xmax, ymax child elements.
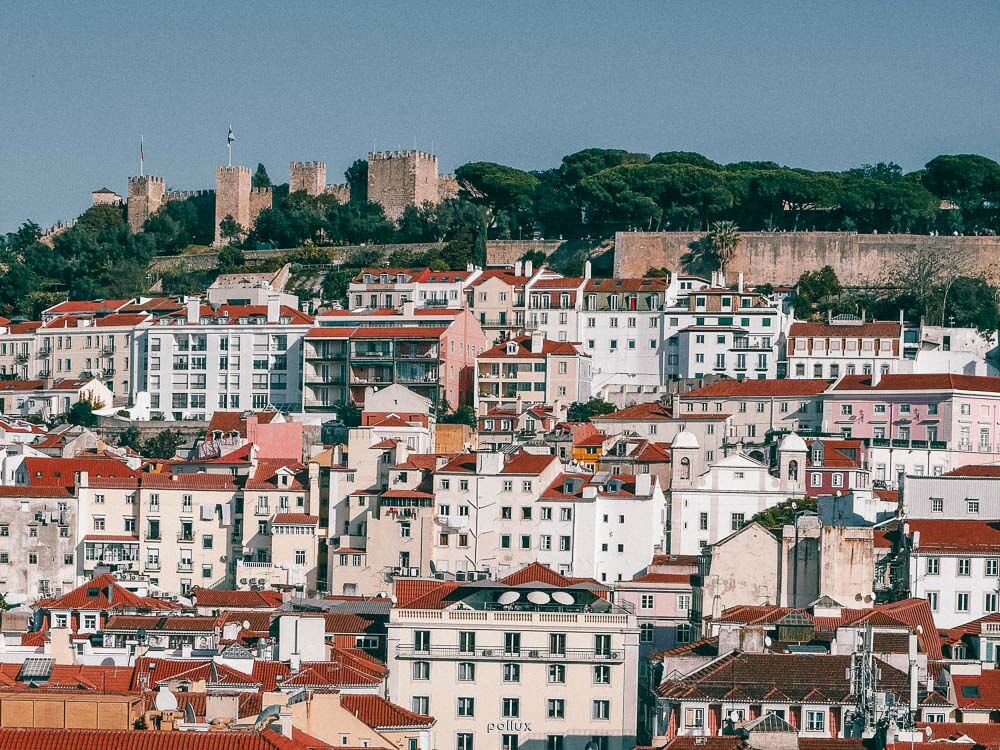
<box><xmin>805</xmin><ymin>438</ymin><xmax>870</xmax><ymax>497</ymax></box>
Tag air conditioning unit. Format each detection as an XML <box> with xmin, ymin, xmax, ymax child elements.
<box><xmin>239</xmin><ymin>578</ymin><xmax>248</xmax><ymax>585</ymax></box>
<box><xmin>482</xmin><ymin>649</ymin><xmax>494</xmax><ymax>656</ymax></box>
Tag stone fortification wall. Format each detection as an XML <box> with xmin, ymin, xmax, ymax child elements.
<box><xmin>249</xmin><ymin>187</ymin><xmax>272</xmax><ymax>225</ymax></box>
<box><xmin>214</xmin><ymin>166</ymin><xmax>252</xmax><ymax>245</ymax></box>
<box><xmin>614</xmin><ymin>231</ymin><xmax>1000</xmax><ymax>285</ymax></box>
<box><xmin>290</xmin><ymin>161</ymin><xmax>327</xmax><ymax>196</ymax></box>
<box><xmin>367</xmin><ymin>150</ymin><xmax>439</xmax><ymax>221</ymax></box>
<box><xmin>164</xmin><ymin>189</ymin><xmax>214</xmax><ymax>203</ymax></box>
<box><xmin>126</xmin><ymin>176</ymin><xmax>166</xmax><ymax>232</ymax></box>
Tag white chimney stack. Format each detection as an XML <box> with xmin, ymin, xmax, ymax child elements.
<box><xmin>514</xmin><ymin>261</ymin><xmax>523</xmax><ymax>276</ymax></box>
<box><xmin>266</xmin><ymin>295</ymin><xmax>280</xmax><ymax>324</ymax></box>
<box><xmin>737</xmin><ymin>272</ymin><xmax>744</xmax><ymax>293</ymax></box>
<box><xmin>524</xmin><ymin>259</ymin><xmax>534</xmax><ymax>277</ymax></box>
<box><xmin>185</xmin><ymin>297</ymin><xmax>200</xmax><ymax>324</ymax></box>
<box><xmin>584</xmin><ymin>260</ymin><xmax>592</xmax><ymax>279</ymax></box>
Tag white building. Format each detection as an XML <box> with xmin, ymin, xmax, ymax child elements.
<box><xmin>667</xmin><ymin>431</ymin><xmax>806</xmax><ymax>555</ymax></box>
<box><xmin>348</xmin><ymin>266</ymin><xmax>482</xmax><ymax>310</ymax></box>
<box><xmin>135</xmin><ymin>297</ymin><xmax>313</xmax><ymax>419</ymax></box>
<box><xmin>386</xmin><ymin>563</ymin><xmax>639</xmax><ymax>750</ymax></box>
<box><xmin>787</xmin><ymin>315</ymin><xmax>903</xmax><ymax>380</ymax></box>
<box><xmin>906</xmin><ymin>519</ymin><xmax>1000</xmax><ymax>628</ymax></box>
<box><xmin>902</xmin><ymin>465</ymin><xmax>1000</xmax><ymax>519</ymax></box>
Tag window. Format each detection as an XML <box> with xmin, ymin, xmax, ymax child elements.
<box><xmin>592</xmin><ymin>700</ymin><xmax>610</xmax><ymax>720</ymax></box>
<box><xmin>501</xmin><ymin>506</ymin><xmax>512</xmax><ymax>519</ymax></box>
<box><xmin>988</xmin><ymin>559</ymin><xmax>999</xmax><ymax>577</ymax></box>
<box><xmin>968</xmin><ymin>499</ymin><xmax>981</xmax><ymax>514</ymax></box>
<box><xmin>806</xmin><ymin>711</ymin><xmax>826</xmax><ymax>732</ymax></box>
<box><xmin>559</xmin><ymin>536</ymin><xmax>571</xmax><ymax>551</ymax></box>
<box><xmin>594</xmin><ymin>664</ymin><xmax>611</xmax><ymax>684</ymax></box>
<box><xmin>459</xmin><ymin>631</ymin><xmax>475</xmax><ymax>653</ymax></box>
<box><xmin>548</xmin><ymin>664</ymin><xmax>566</xmax><ymax>683</ymax></box>
<box><xmin>957</xmin><ymin>592</ymin><xmax>970</xmax><ymax>612</ymax></box>
<box><xmin>411</xmin><ymin>696</ymin><xmax>429</xmax><ymax>715</ymax></box>
<box><xmin>503</xmin><ymin>663</ymin><xmax>520</xmax><ymax>682</ymax></box>
<box><xmin>504</xmin><ymin>632</ymin><xmax>521</xmax><ymax>655</ymax></box>
<box><xmin>685</xmin><ymin>708</ymin><xmax>705</xmax><ymax>728</ymax></box>
<box><xmin>547</xmin><ymin>737</ymin><xmax>565</xmax><ymax>750</ymax></box>
<box><xmin>457</xmin><ymin>734</ymin><xmax>474</xmax><ymax>750</ymax></box>
<box><xmin>457</xmin><ymin>697</ymin><xmax>475</xmax><ymax>717</ymax></box>
<box><xmin>502</xmin><ymin>698</ymin><xmax>520</xmax><ymax>718</ymax></box>
<box><xmin>731</xmin><ymin>513</ymin><xmax>745</xmax><ymax>531</ymax></box>
<box><xmin>414</xmin><ymin>630</ymin><xmax>431</xmax><ymax>652</ymax></box>
<box><xmin>547</xmin><ymin>699</ymin><xmax>565</xmax><ymax>719</ymax></box>
<box><xmin>502</xmin><ymin>736</ymin><xmax>518</xmax><ymax>750</ymax></box>
<box><xmin>500</xmin><ymin>534</ymin><xmax>511</xmax><ymax>549</ymax></box>
<box><xmin>639</xmin><ymin>623</ymin><xmax>654</xmax><ymax>642</ymax></box>
<box><xmin>958</xmin><ymin>558</ymin><xmax>972</xmax><ymax>576</ymax></box>
<box><xmin>560</xmin><ymin>507</ymin><xmax>572</xmax><ymax>521</ymax></box>
<box><xmin>926</xmin><ymin>591</ymin><xmax>939</xmax><ymax>611</ymax></box>
<box><xmin>457</xmin><ymin>662</ymin><xmax>475</xmax><ymax>681</ymax></box>
<box><xmin>640</xmin><ymin>594</ymin><xmax>654</xmax><ymax>609</ymax></box>
<box><xmin>987</xmin><ymin>593</ymin><xmax>999</xmax><ymax>614</ymax></box>
<box><xmin>931</xmin><ymin>498</ymin><xmax>943</xmax><ymax>513</ymax></box>
<box><xmin>926</xmin><ymin>558</ymin><xmax>940</xmax><ymax>575</ymax></box>
<box><xmin>699</xmin><ymin>512</ymin><xmax>708</xmax><ymax>531</ymax></box>
<box><xmin>412</xmin><ymin>661</ymin><xmax>430</xmax><ymax>680</ymax></box>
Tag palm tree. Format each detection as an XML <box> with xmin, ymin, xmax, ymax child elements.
<box><xmin>706</xmin><ymin>221</ymin><xmax>741</xmax><ymax>273</ymax></box>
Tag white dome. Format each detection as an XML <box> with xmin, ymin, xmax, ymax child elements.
<box><xmin>779</xmin><ymin>432</ymin><xmax>808</xmax><ymax>453</ymax></box>
<box><xmin>672</xmin><ymin>430</ymin><xmax>699</xmax><ymax>449</ymax></box>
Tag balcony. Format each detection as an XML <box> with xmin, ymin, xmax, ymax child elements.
<box><xmin>397</xmin><ymin>346</ymin><xmax>439</xmax><ymax>359</ymax></box>
<box><xmin>350</xmin><ymin>370</ymin><xmax>393</xmax><ymax>385</ymax></box>
<box><xmin>38</xmin><ymin>368</ymin><xmax>51</xmax><ymax>378</ymax></box>
<box><xmin>14</xmin><ymin>354</ymin><xmax>28</xmax><ymax>365</ymax></box>
<box><xmin>37</xmin><ymin>347</ymin><xmax>51</xmax><ymax>357</ymax></box>
<box><xmin>480</xmin><ymin>318</ymin><xmax>511</xmax><ymax>327</ymax></box>
<box><xmin>103</xmin><ymin>368</ymin><xmax>116</xmax><ymax>378</ymax></box>
<box><xmin>102</xmin><ymin>346</ymin><xmax>115</xmax><ymax>356</ymax></box>
<box><xmin>146</xmin><ymin>533</ymin><xmax>161</xmax><ymax>542</ymax></box>
<box><xmin>422</xmin><ymin>298</ymin><xmax>449</xmax><ymax>308</ymax></box>
<box><xmin>395</xmin><ymin>644</ymin><xmax>624</xmax><ymax>663</ymax></box>
<box><xmin>145</xmin><ymin>561</ymin><xmax>161</xmax><ymax>572</ymax></box>
<box><xmin>352</xmin><ymin>347</ymin><xmax>393</xmax><ymax>360</ymax></box>
<box><xmin>177</xmin><ymin>562</ymin><xmax>193</xmax><ymax>573</ymax></box>
<box><xmin>176</xmin><ymin>532</ymin><xmax>194</xmax><ymax>543</ymax></box>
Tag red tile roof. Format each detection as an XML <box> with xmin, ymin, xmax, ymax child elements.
<box><xmin>908</xmin><ymin>519</ymin><xmax>1000</xmax><ymax>553</ymax></box>
<box><xmin>39</xmin><ymin>574</ymin><xmax>179</xmax><ymax>614</ymax></box>
<box><xmin>272</xmin><ymin>513</ymin><xmax>319</xmax><ymax>525</ymax></box>
<box><xmin>350</xmin><ymin>326</ymin><xmax>448</xmax><ymax>339</ymax></box>
<box><xmin>0</xmin><ymin>663</ymin><xmax>135</xmax><ymax>692</ymax></box>
<box><xmin>629</xmin><ymin>572</ymin><xmax>698</xmax><ymax>585</ymax></box>
<box><xmin>651</xmin><ymin>554</ymin><xmax>701</xmax><ymax>567</ymax></box>
<box><xmin>340</xmin><ymin>693</ymin><xmax>434</xmax><ymax>729</ymax></box>
<box><xmin>323</xmin><ymin>613</ymin><xmax>381</xmax><ymax>634</ymax></box>
<box><xmin>166</xmin><ymin>304</ymin><xmax>313</xmax><ymax>325</ymax></box>
<box><xmin>920</xmin><ymin>723</ymin><xmax>1000</xmax><ymax>746</ymax></box>
<box><xmin>944</xmin><ymin>464</ymin><xmax>1000</xmax><ymax>478</ymax></box>
<box><xmin>0</xmin><ymin>486</ymin><xmax>75</xmax><ymax>498</ymax></box>
<box><xmin>0</xmin><ymin>728</ymin><xmax>316</xmax><ymax>750</ymax></box>
<box><xmin>245</xmin><ymin>460</ymin><xmax>306</xmax><ymax>491</ymax></box>
<box><xmin>22</xmin><ymin>457</ymin><xmax>135</xmax><ymax>487</ymax></box>
<box><xmin>833</xmin><ymin>373</ymin><xmax>1000</xmax><ymax>393</ymax></box>
<box><xmin>789</xmin><ymin>321</ymin><xmax>901</xmax><ymax>338</ymax></box>
<box><xmin>953</xmin><ymin>670</ymin><xmax>1000</xmax><ymax>709</ymax></box>
<box><xmin>531</xmin><ymin>276</ymin><xmax>584</xmax><ymax>289</ymax></box>
<box><xmin>45</xmin><ymin>299</ymin><xmax>130</xmax><ymax>315</ymax></box>
<box><xmin>206</xmin><ymin>410</ymin><xmax>280</xmax><ymax>437</ymax></box>
<box><xmin>393</xmin><ymin>579</ymin><xmax>445</xmax><ymax>608</ymax></box>
<box><xmin>584</xmin><ymin>278</ymin><xmax>669</xmax><ymax>292</ymax></box>
<box><xmin>682</xmin><ymin>378</ymin><xmax>831</xmax><ymax>399</ymax></box>
<box><xmin>6</xmin><ymin>321</ymin><xmax>41</xmax><ymax>334</ymax></box>
<box><xmin>592</xmin><ymin>402</ymin><xmax>673</xmax><ymax>422</ymax></box>
<box><xmin>192</xmin><ymin>589</ymin><xmax>282</xmax><ymax>609</ymax></box>
<box><xmin>0</xmin><ymin>378</ymin><xmax>94</xmax><ymax>393</ymax></box>
<box><xmin>479</xmin><ymin>335</ymin><xmax>583</xmax><ymax>359</ymax></box>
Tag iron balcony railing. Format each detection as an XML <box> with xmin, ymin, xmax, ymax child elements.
<box><xmin>396</xmin><ymin>644</ymin><xmax>624</xmax><ymax>662</ymax></box>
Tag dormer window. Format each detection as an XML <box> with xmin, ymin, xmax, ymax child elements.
<box><xmin>363</xmin><ymin>274</ymin><xmax>374</xmax><ymax>283</ymax></box>
<box><xmin>397</xmin><ymin>273</ymin><xmax>407</xmax><ymax>283</ymax></box>
<box><xmin>506</xmin><ymin>341</ymin><xmax>518</xmax><ymax>355</ymax></box>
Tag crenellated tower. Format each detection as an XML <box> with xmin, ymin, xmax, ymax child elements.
<box><xmin>367</xmin><ymin>150</ymin><xmax>440</xmax><ymax>221</ymax></box>
<box><xmin>289</xmin><ymin>161</ymin><xmax>327</xmax><ymax>196</ymax></box>
<box><xmin>214</xmin><ymin>165</ymin><xmax>252</xmax><ymax>246</ymax></box>
<box><xmin>126</xmin><ymin>176</ymin><xmax>166</xmax><ymax>232</ymax></box>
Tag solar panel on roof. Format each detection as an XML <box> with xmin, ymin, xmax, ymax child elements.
<box><xmin>18</xmin><ymin>657</ymin><xmax>53</xmax><ymax>681</ymax></box>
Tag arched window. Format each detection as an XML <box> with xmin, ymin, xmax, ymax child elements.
<box><xmin>788</xmin><ymin>459</ymin><xmax>799</xmax><ymax>481</ymax></box>
<box><xmin>679</xmin><ymin>457</ymin><xmax>691</xmax><ymax>480</ymax></box>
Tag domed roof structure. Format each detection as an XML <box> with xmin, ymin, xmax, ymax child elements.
<box><xmin>672</xmin><ymin>430</ymin><xmax>699</xmax><ymax>449</ymax></box>
<box><xmin>779</xmin><ymin>431</ymin><xmax>808</xmax><ymax>452</ymax></box>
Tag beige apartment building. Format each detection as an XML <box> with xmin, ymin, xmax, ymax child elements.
<box><xmin>387</xmin><ymin>565</ymin><xmax>639</xmax><ymax>750</ymax></box>
<box><xmin>81</xmin><ymin>472</ymin><xmax>238</xmax><ymax>596</ymax></box>
<box><xmin>465</xmin><ymin>266</ymin><xmax>537</xmax><ymax>342</ymax></box>
<box><xmin>0</xmin><ymin>321</ymin><xmax>41</xmax><ymax>379</ymax></box>
<box><xmin>476</xmin><ymin>332</ymin><xmax>592</xmax><ymax>417</ymax></box>
<box><xmin>36</xmin><ymin>313</ymin><xmax>152</xmax><ymax>405</ymax></box>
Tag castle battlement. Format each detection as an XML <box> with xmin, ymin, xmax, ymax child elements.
<box><xmin>128</xmin><ymin>175</ymin><xmax>165</xmax><ymax>185</ymax></box>
<box><xmin>290</xmin><ymin>161</ymin><xmax>326</xmax><ymax>169</ymax></box>
<box><xmin>250</xmin><ymin>186</ymin><xmax>272</xmax><ymax>195</ymax></box>
<box><xmin>217</xmin><ymin>165</ymin><xmax>251</xmax><ymax>175</ymax></box>
<box><xmin>368</xmin><ymin>150</ymin><xmax>438</xmax><ymax>162</ymax></box>
<box><xmin>165</xmin><ymin>189</ymin><xmax>214</xmax><ymax>202</ymax></box>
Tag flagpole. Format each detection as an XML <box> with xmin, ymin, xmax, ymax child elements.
<box><xmin>227</xmin><ymin>124</ymin><xmax>232</xmax><ymax>167</ymax></box>
<box><xmin>140</xmin><ymin>134</ymin><xmax>144</xmax><ymax>177</ymax></box>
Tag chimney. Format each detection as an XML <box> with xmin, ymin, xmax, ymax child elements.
<box><xmin>670</xmin><ymin>391</ymin><xmax>680</xmax><ymax>416</ymax></box>
<box><xmin>276</xmin><ymin>707</ymin><xmax>293</xmax><ymax>739</ymax></box>
<box><xmin>524</xmin><ymin>259</ymin><xmax>533</xmax><ymax>277</ymax></box>
<box><xmin>909</xmin><ymin>630</ymin><xmax>919</xmax><ymax>714</ymax></box>
<box><xmin>185</xmin><ymin>296</ymin><xmax>200</xmax><ymax>324</ymax></box>
<box><xmin>871</xmin><ymin>367</ymin><xmax>882</xmax><ymax>387</ymax></box>
<box><xmin>635</xmin><ymin>474</ymin><xmax>653</xmax><ymax>496</ymax></box>
<box><xmin>75</xmin><ymin>471</ymin><xmax>89</xmax><ymax>490</ymax></box>
<box><xmin>737</xmin><ymin>272</ymin><xmax>744</xmax><ymax>293</ymax></box>
<box><xmin>514</xmin><ymin>261</ymin><xmax>523</xmax><ymax>276</ymax></box>
<box><xmin>402</xmin><ymin>300</ymin><xmax>415</xmax><ymax>317</ymax></box>
<box><xmin>476</xmin><ymin>451</ymin><xmax>504</xmax><ymax>475</ymax></box>
<box><xmin>584</xmin><ymin>260</ymin><xmax>592</xmax><ymax>279</ymax></box>
<box><xmin>266</xmin><ymin>295</ymin><xmax>281</xmax><ymax>324</ymax></box>
<box><xmin>530</xmin><ymin>330</ymin><xmax>545</xmax><ymax>353</ymax></box>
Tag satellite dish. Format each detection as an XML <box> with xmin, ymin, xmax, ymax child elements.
<box><xmin>497</xmin><ymin>591</ymin><xmax>521</xmax><ymax>606</ymax></box>
<box><xmin>729</xmin><ymin>711</ymin><xmax>741</xmax><ymax>722</ymax></box>
<box><xmin>763</xmin><ymin>636</ymin><xmax>773</xmax><ymax>647</ymax></box>
<box><xmin>154</xmin><ymin>685</ymin><xmax>178</xmax><ymax>712</ymax></box>
<box><xmin>527</xmin><ymin>591</ymin><xmax>551</xmax><ymax>605</ymax></box>
<box><xmin>552</xmin><ymin>591</ymin><xmax>574</xmax><ymax>606</ymax></box>
<box><xmin>242</xmin><ymin>620</ymin><xmax>251</xmax><ymax>631</ymax></box>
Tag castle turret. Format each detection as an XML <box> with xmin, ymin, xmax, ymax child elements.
<box><xmin>214</xmin><ymin>166</ymin><xmax>252</xmax><ymax>246</ymax></box>
<box><xmin>127</xmin><ymin>176</ymin><xmax>165</xmax><ymax>232</ymax></box>
<box><xmin>289</xmin><ymin>161</ymin><xmax>326</xmax><ymax>196</ymax></box>
<box><xmin>367</xmin><ymin>149</ymin><xmax>440</xmax><ymax>221</ymax></box>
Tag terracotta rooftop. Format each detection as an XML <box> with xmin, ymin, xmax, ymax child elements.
<box><xmin>682</xmin><ymin>378</ymin><xmax>831</xmax><ymax>399</ymax></box>
<box><xmin>908</xmin><ymin>519</ymin><xmax>1000</xmax><ymax>554</ymax></box>
<box><xmin>340</xmin><ymin>693</ymin><xmax>434</xmax><ymax>729</ymax></box>
<box><xmin>789</xmin><ymin>321</ymin><xmax>902</xmax><ymax>338</ymax></box>
<box><xmin>832</xmin><ymin>373</ymin><xmax>1000</xmax><ymax>393</ymax></box>
<box><xmin>479</xmin><ymin>334</ymin><xmax>584</xmax><ymax>359</ymax></box>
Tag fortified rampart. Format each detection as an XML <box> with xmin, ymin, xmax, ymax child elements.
<box><xmin>614</xmin><ymin>231</ymin><xmax>1000</xmax><ymax>285</ymax></box>
<box><xmin>126</xmin><ymin>176</ymin><xmax>166</xmax><ymax>232</ymax></box>
<box><xmin>164</xmin><ymin>189</ymin><xmax>214</xmax><ymax>203</ymax></box>
<box><xmin>289</xmin><ymin>161</ymin><xmax>327</xmax><ymax>196</ymax></box>
<box><xmin>367</xmin><ymin>150</ymin><xmax>440</xmax><ymax>221</ymax></box>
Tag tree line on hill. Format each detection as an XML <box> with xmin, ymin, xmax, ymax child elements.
<box><xmin>2</xmin><ymin>149</ymin><xmax>999</xmax><ymax>315</ymax></box>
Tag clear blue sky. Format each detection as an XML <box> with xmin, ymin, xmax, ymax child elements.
<box><xmin>2</xmin><ymin>1</ymin><xmax>999</xmax><ymax>233</ymax></box>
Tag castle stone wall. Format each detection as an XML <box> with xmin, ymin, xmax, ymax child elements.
<box><xmin>614</xmin><ymin>231</ymin><xmax>1000</xmax><ymax>285</ymax></box>
<box><xmin>164</xmin><ymin>189</ymin><xmax>214</xmax><ymax>203</ymax></box>
<box><xmin>290</xmin><ymin>161</ymin><xmax>326</xmax><ymax>196</ymax></box>
<box><xmin>249</xmin><ymin>187</ymin><xmax>272</xmax><ymax>226</ymax></box>
<box><xmin>214</xmin><ymin>166</ymin><xmax>252</xmax><ymax>246</ymax></box>
<box><xmin>367</xmin><ymin>150</ymin><xmax>439</xmax><ymax>221</ymax></box>
<box><xmin>324</xmin><ymin>183</ymin><xmax>351</xmax><ymax>204</ymax></box>
<box><xmin>126</xmin><ymin>176</ymin><xmax>165</xmax><ymax>232</ymax></box>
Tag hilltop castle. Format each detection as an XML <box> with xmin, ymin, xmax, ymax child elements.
<box><xmin>116</xmin><ymin>149</ymin><xmax>458</xmax><ymax>244</ymax></box>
